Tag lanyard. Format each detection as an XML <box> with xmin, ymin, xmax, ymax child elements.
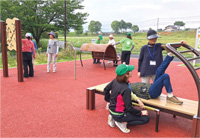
<box><xmin>147</xmin><ymin>44</ymin><xmax>156</xmax><ymax>60</ymax></box>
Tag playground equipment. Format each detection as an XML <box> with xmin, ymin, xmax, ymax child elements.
<box><xmin>1</xmin><ymin>18</ymin><xmax>23</xmax><ymax>82</ymax></box>
<box><xmin>85</xmin><ymin>43</ymin><xmax>199</xmax><ymax>137</ymax></box>
<box><xmin>80</xmin><ymin>43</ymin><xmax>120</xmax><ymax>70</ymax></box>
<box><xmin>166</xmin><ymin>43</ymin><xmax>200</xmax><ymax>137</ymax></box>
<box><xmin>1</xmin><ymin>21</ymin><xmax>8</xmax><ymax>77</ymax></box>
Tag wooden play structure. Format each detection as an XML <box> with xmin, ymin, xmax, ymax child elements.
<box><xmin>86</xmin><ymin>43</ymin><xmax>200</xmax><ymax>137</ymax></box>
<box><xmin>1</xmin><ymin>18</ymin><xmax>23</xmax><ymax>82</ymax></box>
<box><xmin>80</xmin><ymin>43</ymin><xmax>120</xmax><ymax>70</ymax></box>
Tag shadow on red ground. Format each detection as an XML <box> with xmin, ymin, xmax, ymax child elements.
<box><xmin>1</xmin><ymin>58</ymin><xmax>199</xmax><ymax>137</ymax></box>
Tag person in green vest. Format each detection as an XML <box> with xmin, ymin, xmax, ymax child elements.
<box><xmin>93</xmin><ymin>35</ymin><xmax>103</xmax><ymax>64</ymax></box>
<box><xmin>115</xmin><ymin>33</ymin><xmax>134</xmax><ymax>65</ymax></box>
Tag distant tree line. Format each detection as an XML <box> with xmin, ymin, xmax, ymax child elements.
<box><xmin>87</xmin><ymin>20</ymin><xmax>186</xmax><ymax>34</ymax></box>
<box><xmin>88</xmin><ymin>20</ymin><xmax>139</xmax><ymax>34</ymax></box>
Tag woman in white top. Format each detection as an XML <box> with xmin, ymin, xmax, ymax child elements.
<box><xmin>108</xmin><ymin>34</ymin><xmax>116</xmax><ymax>46</ymax></box>
<box><xmin>107</xmin><ymin>35</ymin><xmax>118</xmax><ymax>66</ymax></box>
<box><xmin>46</xmin><ymin>31</ymin><xmax>59</xmax><ymax>73</ymax></box>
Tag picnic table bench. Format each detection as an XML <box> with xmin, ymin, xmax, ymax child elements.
<box><xmin>86</xmin><ymin>82</ymin><xmax>198</xmax><ymax>133</ymax></box>
<box><xmin>80</xmin><ymin>43</ymin><xmax>120</xmax><ymax>70</ymax></box>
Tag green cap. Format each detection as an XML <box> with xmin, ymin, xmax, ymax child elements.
<box><xmin>116</xmin><ymin>64</ymin><xmax>135</xmax><ymax>76</ymax></box>
<box><xmin>126</xmin><ymin>32</ymin><xmax>131</xmax><ymax>36</ymax></box>
<box><xmin>99</xmin><ymin>35</ymin><xmax>103</xmax><ymax>40</ymax></box>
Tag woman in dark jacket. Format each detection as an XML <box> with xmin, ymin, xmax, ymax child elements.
<box><xmin>104</xmin><ymin>64</ymin><xmax>149</xmax><ymax>133</ymax></box>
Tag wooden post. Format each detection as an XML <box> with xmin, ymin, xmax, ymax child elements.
<box><xmin>86</xmin><ymin>88</ymin><xmax>95</xmax><ymax>110</ymax></box>
<box><xmin>1</xmin><ymin>21</ymin><xmax>8</xmax><ymax>77</ymax></box>
<box><xmin>15</xmin><ymin>20</ymin><xmax>23</xmax><ymax>82</ymax></box>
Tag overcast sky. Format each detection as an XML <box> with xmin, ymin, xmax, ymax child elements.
<box><xmin>80</xmin><ymin>0</ymin><xmax>200</xmax><ymax>31</ymax></box>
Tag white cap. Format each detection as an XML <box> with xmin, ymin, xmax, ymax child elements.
<box><xmin>109</xmin><ymin>34</ymin><xmax>113</xmax><ymax>38</ymax></box>
<box><xmin>25</xmin><ymin>33</ymin><xmax>32</xmax><ymax>37</ymax></box>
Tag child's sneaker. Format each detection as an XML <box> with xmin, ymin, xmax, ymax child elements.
<box><xmin>167</xmin><ymin>96</ymin><xmax>183</xmax><ymax>105</ymax></box>
<box><xmin>53</xmin><ymin>70</ymin><xmax>56</xmax><ymax>73</ymax></box>
<box><xmin>47</xmin><ymin>70</ymin><xmax>50</xmax><ymax>73</ymax></box>
<box><xmin>115</xmin><ymin>121</ymin><xmax>130</xmax><ymax>133</ymax></box>
<box><xmin>108</xmin><ymin>115</ymin><xmax>115</xmax><ymax>128</ymax></box>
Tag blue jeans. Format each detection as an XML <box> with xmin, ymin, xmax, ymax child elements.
<box><xmin>149</xmin><ymin>55</ymin><xmax>174</xmax><ymax>98</ymax></box>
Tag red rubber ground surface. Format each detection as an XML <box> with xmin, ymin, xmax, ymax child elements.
<box><xmin>1</xmin><ymin>58</ymin><xmax>199</xmax><ymax>137</ymax></box>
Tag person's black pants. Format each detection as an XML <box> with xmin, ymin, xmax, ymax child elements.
<box><xmin>121</xmin><ymin>51</ymin><xmax>131</xmax><ymax>65</ymax></box>
<box><xmin>93</xmin><ymin>58</ymin><xmax>100</xmax><ymax>63</ymax></box>
<box><xmin>111</xmin><ymin>112</ymin><xmax>150</xmax><ymax>125</ymax></box>
<box><xmin>23</xmin><ymin>52</ymin><xmax>34</xmax><ymax>77</ymax></box>
<box><xmin>113</xmin><ymin>60</ymin><xmax>118</xmax><ymax>64</ymax></box>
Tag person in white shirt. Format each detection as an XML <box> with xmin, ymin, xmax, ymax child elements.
<box><xmin>46</xmin><ymin>31</ymin><xmax>59</xmax><ymax>73</ymax></box>
<box><xmin>107</xmin><ymin>34</ymin><xmax>117</xmax><ymax>65</ymax></box>
<box><xmin>108</xmin><ymin>34</ymin><xmax>116</xmax><ymax>46</ymax></box>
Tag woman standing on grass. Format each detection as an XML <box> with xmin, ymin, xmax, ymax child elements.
<box><xmin>46</xmin><ymin>31</ymin><xmax>59</xmax><ymax>73</ymax></box>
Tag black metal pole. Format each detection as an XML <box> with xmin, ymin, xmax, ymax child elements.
<box><xmin>64</xmin><ymin>0</ymin><xmax>67</xmax><ymax>50</ymax></box>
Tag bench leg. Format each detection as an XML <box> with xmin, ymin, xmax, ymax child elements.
<box><xmin>80</xmin><ymin>52</ymin><xmax>83</xmax><ymax>67</ymax></box>
<box><xmin>103</xmin><ymin>59</ymin><xmax>106</xmax><ymax>70</ymax></box>
<box><xmin>86</xmin><ymin>88</ymin><xmax>95</xmax><ymax>110</ymax></box>
<box><xmin>192</xmin><ymin>115</ymin><xmax>200</xmax><ymax>137</ymax></box>
<box><xmin>155</xmin><ymin>109</ymin><xmax>160</xmax><ymax>132</ymax></box>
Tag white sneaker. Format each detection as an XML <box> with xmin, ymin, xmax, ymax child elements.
<box><xmin>107</xmin><ymin>61</ymin><xmax>112</xmax><ymax>64</ymax></box>
<box><xmin>47</xmin><ymin>70</ymin><xmax>50</xmax><ymax>73</ymax></box>
<box><xmin>108</xmin><ymin>115</ymin><xmax>115</xmax><ymax>128</ymax></box>
<box><xmin>115</xmin><ymin>121</ymin><xmax>130</xmax><ymax>133</ymax></box>
<box><xmin>53</xmin><ymin>70</ymin><xmax>56</xmax><ymax>73</ymax></box>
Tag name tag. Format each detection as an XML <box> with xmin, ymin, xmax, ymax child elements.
<box><xmin>150</xmin><ymin>60</ymin><xmax>156</xmax><ymax>65</ymax></box>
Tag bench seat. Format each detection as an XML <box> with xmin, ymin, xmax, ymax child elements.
<box><xmin>89</xmin><ymin>82</ymin><xmax>198</xmax><ymax>119</ymax></box>
<box><xmin>86</xmin><ymin>82</ymin><xmax>198</xmax><ymax>133</ymax></box>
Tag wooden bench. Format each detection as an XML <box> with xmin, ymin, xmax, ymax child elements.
<box><xmin>80</xmin><ymin>43</ymin><xmax>120</xmax><ymax>70</ymax></box>
<box><xmin>86</xmin><ymin>82</ymin><xmax>198</xmax><ymax>133</ymax></box>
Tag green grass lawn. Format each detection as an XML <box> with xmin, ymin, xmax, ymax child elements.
<box><xmin>179</xmin><ymin>63</ymin><xmax>200</xmax><ymax>67</ymax></box>
<box><xmin>0</xmin><ymin>50</ymin><xmax>92</xmax><ymax>69</ymax></box>
<box><xmin>64</xmin><ymin>31</ymin><xmax>196</xmax><ymax>57</ymax></box>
